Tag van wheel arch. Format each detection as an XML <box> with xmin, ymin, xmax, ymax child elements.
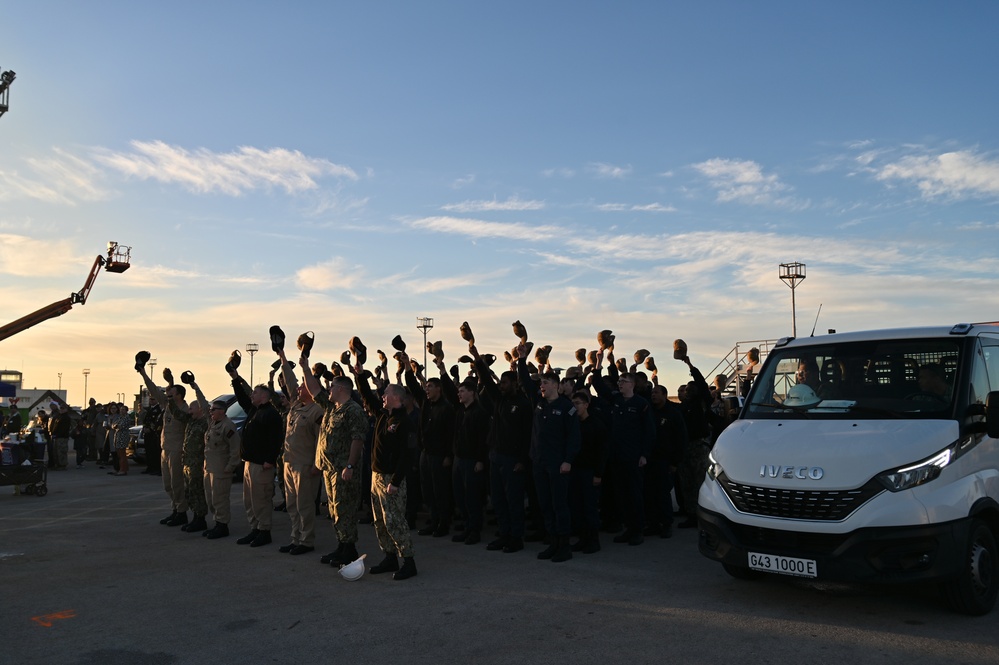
<box><xmin>944</xmin><ymin>517</ymin><xmax>998</xmax><ymax>615</ymax></box>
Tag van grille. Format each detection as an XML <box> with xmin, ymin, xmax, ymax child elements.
<box><xmin>718</xmin><ymin>474</ymin><xmax>885</xmax><ymax>521</ymax></box>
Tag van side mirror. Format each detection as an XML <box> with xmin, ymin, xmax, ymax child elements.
<box><xmin>986</xmin><ymin>392</ymin><xmax>999</xmax><ymax>439</ymax></box>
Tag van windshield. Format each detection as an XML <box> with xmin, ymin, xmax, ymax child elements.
<box><xmin>745</xmin><ymin>338</ymin><xmax>960</xmax><ymax>419</ymax></box>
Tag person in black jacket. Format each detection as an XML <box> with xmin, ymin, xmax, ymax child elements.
<box><xmin>646</xmin><ymin>385</ymin><xmax>687</xmax><ymax>538</ymax></box>
<box><xmin>518</xmin><ymin>344</ymin><xmax>581</xmax><ymax>563</ymax></box>
<box><xmin>569</xmin><ymin>390</ymin><xmax>608</xmax><ymax>554</ymax></box>
<box><xmin>228</xmin><ymin>366</ymin><xmax>284</xmax><ymax>548</ymax></box>
<box><xmin>472</xmin><ymin>343</ymin><xmax>532</xmax><ymax>554</ymax></box>
<box><xmin>675</xmin><ymin>353</ymin><xmax>714</xmax><ymax>529</ymax></box>
<box><xmin>404</xmin><ymin>357</ymin><xmax>456</xmax><ymax>538</ymax></box>
<box><xmin>356</xmin><ymin>368</ymin><xmax>418</xmax><ymax>581</ymax></box>
<box><xmin>447</xmin><ymin>376</ymin><xmax>490</xmax><ymax>546</ymax></box>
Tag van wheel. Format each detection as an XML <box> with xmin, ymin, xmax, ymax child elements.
<box><xmin>945</xmin><ymin>519</ymin><xmax>998</xmax><ymax>616</ymax></box>
<box><xmin>723</xmin><ymin>563</ymin><xmax>764</xmax><ymax>580</ymax></box>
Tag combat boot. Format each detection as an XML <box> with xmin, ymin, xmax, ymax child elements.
<box><xmin>321</xmin><ymin>542</ymin><xmax>345</xmax><ymax>565</ymax></box>
<box><xmin>249</xmin><ymin>530</ymin><xmax>272</xmax><ymax>547</ymax></box>
<box><xmin>205</xmin><ymin>523</ymin><xmax>229</xmax><ymax>539</ymax></box>
<box><xmin>369</xmin><ymin>553</ymin><xmax>399</xmax><ymax>574</ymax></box>
<box><xmin>393</xmin><ymin>557</ymin><xmax>417</xmax><ymax>581</ymax></box>
<box><xmin>502</xmin><ymin>536</ymin><xmax>524</xmax><ymax>553</ymax></box>
<box><xmin>334</xmin><ymin>542</ymin><xmax>359</xmax><ymax>566</ymax></box>
<box><xmin>160</xmin><ymin>511</ymin><xmax>177</xmax><ymax>525</ymax></box>
<box><xmin>581</xmin><ymin>529</ymin><xmax>601</xmax><ymax>554</ymax></box>
<box><xmin>551</xmin><ymin>536</ymin><xmax>573</xmax><ymax>563</ymax></box>
<box><xmin>486</xmin><ymin>535</ymin><xmax>509</xmax><ymax>551</ymax></box>
<box><xmin>165</xmin><ymin>511</ymin><xmax>189</xmax><ymax>527</ymax></box>
<box><xmin>236</xmin><ymin>529</ymin><xmax>260</xmax><ymax>545</ymax></box>
<box><xmin>537</xmin><ymin>539</ymin><xmax>558</xmax><ymax>560</ymax></box>
<box><xmin>181</xmin><ymin>515</ymin><xmax>207</xmax><ymax>532</ymax></box>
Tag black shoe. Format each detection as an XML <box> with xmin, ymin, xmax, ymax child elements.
<box><xmin>393</xmin><ymin>556</ymin><xmax>417</xmax><ymax>581</ymax></box>
<box><xmin>464</xmin><ymin>530</ymin><xmax>480</xmax><ymax>545</ymax></box>
<box><xmin>417</xmin><ymin>526</ymin><xmax>435</xmax><ymax>536</ymax></box>
<box><xmin>332</xmin><ymin>543</ymin><xmax>358</xmax><ymax>566</ymax></box>
<box><xmin>628</xmin><ymin>533</ymin><xmax>644</xmax><ymax>546</ymax></box>
<box><xmin>181</xmin><ymin>515</ymin><xmax>207</xmax><ymax>532</ymax></box>
<box><xmin>279</xmin><ymin>543</ymin><xmax>296</xmax><ymax>553</ymax></box>
<box><xmin>290</xmin><ymin>545</ymin><xmax>315</xmax><ymax>556</ymax></box>
<box><xmin>205</xmin><ymin>523</ymin><xmax>229</xmax><ymax>539</ymax></box>
<box><xmin>661</xmin><ymin>524</ymin><xmax>673</xmax><ymax>539</ymax></box>
<box><xmin>571</xmin><ymin>537</ymin><xmax>586</xmax><ymax>552</ymax></box>
<box><xmin>432</xmin><ymin>524</ymin><xmax>450</xmax><ymax>538</ymax></box>
<box><xmin>236</xmin><ymin>529</ymin><xmax>260</xmax><ymax>545</ymax></box>
<box><xmin>249</xmin><ymin>531</ymin><xmax>272</xmax><ymax>547</ymax></box>
<box><xmin>451</xmin><ymin>532</ymin><xmax>466</xmax><ymax>543</ymax></box>
<box><xmin>537</xmin><ymin>541</ymin><xmax>558</xmax><ymax>560</ymax></box>
<box><xmin>160</xmin><ymin>511</ymin><xmax>177</xmax><ymax>525</ymax></box>
<box><xmin>486</xmin><ymin>536</ymin><xmax>509</xmax><ymax>551</ymax></box>
<box><xmin>370</xmin><ymin>553</ymin><xmax>399</xmax><ymax>574</ymax></box>
<box><xmin>678</xmin><ymin>519</ymin><xmax>697</xmax><ymax>529</ymax></box>
<box><xmin>321</xmin><ymin>543</ymin><xmax>345</xmax><ymax>565</ymax></box>
<box><xmin>551</xmin><ymin>536</ymin><xmax>572</xmax><ymax>563</ymax></box>
<box><xmin>165</xmin><ymin>512</ymin><xmax>189</xmax><ymax>527</ymax></box>
<box><xmin>502</xmin><ymin>537</ymin><xmax>524</xmax><ymax>553</ymax></box>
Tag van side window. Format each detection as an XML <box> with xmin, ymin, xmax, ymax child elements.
<box><xmin>969</xmin><ymin>342</ymin><xmax>991</xmax><ymax>409</ymax></box>
<box><xmin>982</xmin><ymin>339</ymin><xmax>999</xmax><ymax>393</ymax></box>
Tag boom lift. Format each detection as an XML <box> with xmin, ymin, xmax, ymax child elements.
<box><xmin>0</xmin><ymin>242</ymin><xmax>132</xmax><ymax>342</ymax></box>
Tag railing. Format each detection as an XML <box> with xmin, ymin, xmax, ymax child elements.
<box><xmin>706</xmin><ymin>338</ymin><xmax>779</xmax><ymax>397</ymax></box>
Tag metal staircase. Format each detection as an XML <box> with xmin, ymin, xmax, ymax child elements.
<box><xmin>706</xmin><ymin>338</ymin><xmax>778</xmax><ymax>397</ymax></box>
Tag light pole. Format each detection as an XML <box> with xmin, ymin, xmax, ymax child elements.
<box><xmin>246</xmin><ymin>343</ymin><xmax>259</xmax><ymax>386</ymax></box>
<box><xmin>82</xmin><ymin>368</ymin><xmax>90</xmax><ymax>404</ymax></box>
<box><xmin>417</xmin><ymin>317</ymin><xmax>434</xmax><ymax>376</ymax></box>
<box><xmin>58</xmin><ymin>373</ymin><xmax>62</xmax><ymax>390</ymax></box>
<box><xmin>779</xmin><ymin>262</ymin><xmax>806</xmax><ymax>337</ymax></box>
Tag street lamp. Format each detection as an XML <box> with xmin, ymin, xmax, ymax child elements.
<box><xmin>58</xmin><ymin>373</ymin><xmax>62</xmax><ymax>390</ymax></box>
<box><xmin>246</xmin><ymin>343</ymin><xmax>259</xmax><ymax>386</ymax></box>
<box><xmin>779</xmin><ymin>262</ymin><xmax>806</xmax><ymax>337</ymax></box>
<box><xmin>82</xmin><ymin>368</ymin><xmax>90</xmax><ymax>404</ymax></box>
<box><xmin>0</xmin><ymin>69</ymin><xmax>15</xmax><ymax>119</ymax></box>
<box><xmin>417</xmin><ymin>317</ymin><xmax>434</xmax><ymax>377</ymax></box>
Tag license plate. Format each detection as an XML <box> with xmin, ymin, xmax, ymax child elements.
<box><xmin>748</xmin><ymin>551</ymin><xmax>817</xmax><ymax>578</ymax></box>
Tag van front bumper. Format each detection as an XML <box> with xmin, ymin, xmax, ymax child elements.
<box><xmin>697</xmin><ymin>507</ymin><xmax>970</xmax><ymax>583</ymax></box>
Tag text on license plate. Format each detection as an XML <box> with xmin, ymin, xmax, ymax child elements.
<box><xmin>748</xmin><ymin>552</ymin><xmax>817</xmax><ymax>578</ymax></box>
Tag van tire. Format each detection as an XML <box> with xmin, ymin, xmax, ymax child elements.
<box><xmin>723</xmin><ymin>563</ymin><xmax>764</xmax><ymax>580</ymax></box>
<box><xmin>945</xmin><ymin>519</ymin><xmax>998</xmax><ymax>616</ymax></box>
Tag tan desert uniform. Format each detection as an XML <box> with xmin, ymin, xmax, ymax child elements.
<box><xmin>204</xmin><ymin>414</ymin><xmax>241</xmax><ymax>526</ymax></box>
<box><xmin>283</xmin><ymin>400</ymin><xmax>324</xmax><ymax>547</ymax></box>
<box><xmin>143</xmin><ymin>376</ymin><xmax>188</xmax><ymax>513</ymax></box>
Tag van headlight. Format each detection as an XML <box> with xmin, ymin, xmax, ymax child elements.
<box><xmin>876</xmin><ymin>448</ymin><xmax>952</xmax><ymax>492</ymax></box>
<box><xmin>706</xmin><ymin>452</ymin><xmax>722</xmax><ymax>481</ymax></box>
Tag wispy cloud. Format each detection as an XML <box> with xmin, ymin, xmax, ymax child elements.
<box><xmin>541</xmin><ymin>167</ymin><xmax>575</xmax><ymax>178</ymax></box>
<box><xmin>375</xmin><ymin>268</ymin><xmax>511</xmax><ymax>294</ymax></box>
<box><xmin>295</xmin><ymin>256</ymin><xmax>364</xmax><ymax>291</ymax></box>
<box><xmin>587</xmin><ymin>162</ymin><xmax>632</xmax><ymax>179</ymax></box>
<box><xmin>875</xmin><ymin>150</ymin><xmax>999</xmax><ymax>198</ymax></box>
<box><xmin>0</xmin><ymin>148</ymin><xmax>112</xmax><ymax>205</ymax></box>
<box><xmin>692</xmin><ymin>158</ymin><xmax>806</xmax><ymax>209</ymax></box>
<box><xmin>595</xmin><ymin>202</ymin><xmax>676</xmax><ymax>213</ymax></box>
<box><xmin>0</xmin><ymin>234</ymin><xmax>88</xmax><ymax>276</ymax></box>
<box><xmin>441</xmin><ymin>197</ymin><xmax>546</xmax><ymax>213</ymax></box>
<box><xmin>408</xmin><ymin>216</ymin><xmax>563</xmax><ymax>243</ymax></box>
<box><xmin>93</xmin><ymin>140</ymin><xmax>358</xmax><ymax>196</ymax></box>
<box><xmin>451</xmin><ymin>174</ymin><xmax>476</xmax><ymax>189</ymax></box>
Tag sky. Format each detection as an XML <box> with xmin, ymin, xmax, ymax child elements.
<box><xmin>2</xmin><ymin>1</ymin><xmax>999</xmax><ymax>405</ymax></box>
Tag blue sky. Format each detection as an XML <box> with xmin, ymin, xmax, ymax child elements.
<box><xmin>2</xmin><ymin>2</ymin><xmax>999</xmax><ymax>403</ymax></box>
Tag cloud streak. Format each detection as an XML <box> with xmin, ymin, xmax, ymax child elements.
<box><xmin>875</xmin><ymin>150</ymin><xmax>999</xmax><ymax>198</ymax></box>
<box><xmin>692</xmin><ymin>158</ymin><xmax>806</xmax><ymax>209</ymax></box>
<box><xmin>441</xmin><ymin>197</ymin><xmax>546</xmax><ymax>213</ymax></box>
<box><xmin>93</xmin><ymin>140</ymin><xmax>358</xmax><ymax>196</ymax></box>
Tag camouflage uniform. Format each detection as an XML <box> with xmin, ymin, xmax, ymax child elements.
<box><xmin>169</xmin><ymin>400</ymin><xmax>209</xmax><ymax>518</ymax></box>
<box><xmin>204</xmin><ymin>414</ymin><xmax>241</xmax><ymax>526</ymax></box>
<box><xmin>314</xmin><ymin>391</ymin><xmax>368</xmax><ymax>545</ymax></box>
<box><xmin>371</xmin><ymin>472</ymin><xmax>414</xmax><ymax>558</ymax></box>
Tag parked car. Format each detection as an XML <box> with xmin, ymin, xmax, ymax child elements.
<box><xmin>128</xmin><ymin>394</ymin><xmax>246</xmax><ymax>467</ymax></box>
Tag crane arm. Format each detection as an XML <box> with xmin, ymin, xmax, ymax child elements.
<box><xmin>0</xmin><ymin>298</ymin><xmax>75</xmax><ymax>342</ymax></box>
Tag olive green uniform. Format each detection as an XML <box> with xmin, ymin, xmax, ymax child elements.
<box><xmin>314</xmin><ymin>391</ymin><xmax>367</xmax><ymax>545</ymax></box>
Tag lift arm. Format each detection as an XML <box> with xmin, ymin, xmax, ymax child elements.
<box><xmin>0</xmin><ymin>242</ymin><xmax>130</xmax><ymax>342</ymax></box>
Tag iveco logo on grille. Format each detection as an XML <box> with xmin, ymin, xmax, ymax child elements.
<box><xmin>760</xmin><ymin>465</ymin><xmax>824</xmax><ymax>480</ymax></box>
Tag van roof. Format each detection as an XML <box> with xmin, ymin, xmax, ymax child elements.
<box><xmin>776</xmin><ymin>322</ymin><xmax>999</xmax><ymax>349</ymax></box>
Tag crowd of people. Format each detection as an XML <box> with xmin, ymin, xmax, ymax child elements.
<box><xmin>1</xmin><ymin>399</ymin><xmax>137</xmax><ymax>473</ymax></box>
<box><xmin>134</xmin><ymin>323</ymin><xmax>741</xmax><ymax>581</ymax></box>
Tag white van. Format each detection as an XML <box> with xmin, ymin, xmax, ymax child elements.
<box><xmin>697</xmin><ymin>323</ymin><xmax>999</xmax><ymax>615</ymax></box>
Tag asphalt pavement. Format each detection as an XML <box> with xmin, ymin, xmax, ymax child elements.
<box><xmin>2</xmin><ymin>459</ymin><xmax>998</xmax><ymax>665</ymax></box>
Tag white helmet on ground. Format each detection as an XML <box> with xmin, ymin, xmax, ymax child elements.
<box><xmin>339</xmin><ymin>554</ymin><xmax>367</xmax><ymax>581</ymax></box>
